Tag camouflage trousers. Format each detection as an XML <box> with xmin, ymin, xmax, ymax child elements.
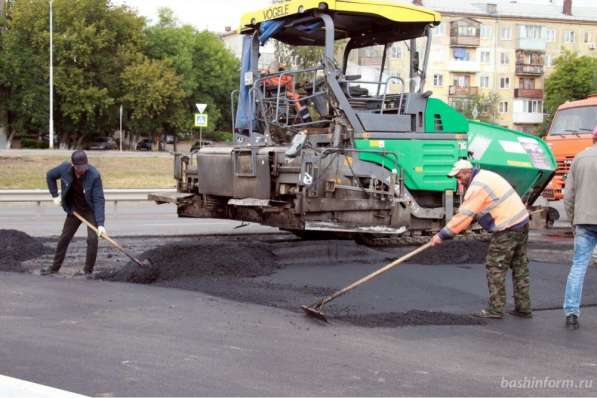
<box><xmin>485</xmin><ymin>224</ymin><xmax>531</xmax><ymax>314</ymax></box>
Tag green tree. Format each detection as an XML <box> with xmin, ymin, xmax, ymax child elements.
<box><xmin>543</xmin><ymin>50</ymin><xmax>597</xmax><ymax>134</ymax></box>
<box><xmin>274</xmin><ymin>41</ymin><xmax>324</xmax><ymax>70</ymax></box>
<box><xmin>0</xmin><ymin>0</ymin><xmax>12</xmax><ymax>146</ymax></box>
<box><xmin>1</xmin><ymin>0</ymin><xmax>145</xmax><ymax>147</ymax></box>
<box><xmin>142</xmin><ymin>10</ymin><xmax>239</xmax><ymax>136</ymax></box>
<box><xmin>452</xmin><ymin>92</ymin><xmax>500</xmax><ymax>124</ymax></box>
<box><xmin>121</xmin><ymin>57</ymin><xmax>185</xmax><ymax>143</ymax></box>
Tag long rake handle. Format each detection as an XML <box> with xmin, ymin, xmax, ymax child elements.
<box><xmin>72</xmin><ymin>211</ymin><xmax>145</xmax><ymax>266</ymax></box>
<box><xmin>317</xmin><ymin>241</ymin><xmax>433</xmax><ymax>307</ymax></box>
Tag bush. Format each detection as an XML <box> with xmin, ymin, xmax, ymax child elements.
<box><xmin>204</xmin><ymin>131</ymin><xmax>233</xmax><ymax>142</ymax></box>
<box><xmin>20</xmin><ymin>138</ymin><xmax>48</xmax><ymax>149</ymax></box>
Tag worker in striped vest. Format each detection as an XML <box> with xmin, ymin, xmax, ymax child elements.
<box><xmin>432</xmin><ymin>159</ymin><xmax>531</xmax><ymax>319</ymax></box>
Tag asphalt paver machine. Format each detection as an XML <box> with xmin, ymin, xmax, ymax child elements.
<box><xmin>153</xmin><ymin>0</ymin><xmax>556</xmax><ymax>242</ymax></box>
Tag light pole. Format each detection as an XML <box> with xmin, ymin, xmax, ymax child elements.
<box><xmin>119</xmin><ymin>105</ymin><xmax>123</xmax><ymax>152</ymax></box>
<box><xmin>49</xmin><ymin>0</ymin><xmax>54</xmax><ymax>149</ymax></box>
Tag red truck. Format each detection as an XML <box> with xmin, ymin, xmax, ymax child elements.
<box><xmin>542</xmin><ymin>94</ymin><xmax>597</xmax><ymax>201</ymax></box>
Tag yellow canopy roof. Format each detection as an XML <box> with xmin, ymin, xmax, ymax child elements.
<box><xmin>239</xmin><ymin>0</ymin><xmax>441</xmax><ymax>46</ymax></box>
<box><xmin>241</xmin><ymin>0</ymin><xmax>441</xmax><ymax>30</ymax></box>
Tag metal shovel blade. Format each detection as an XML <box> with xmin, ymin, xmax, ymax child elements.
<box><xmin>301</xmin><ymin>304</ymin><xmax>329</xmax><ymax>323</ymax></box>
<box><xmin>127</xmin><ymin>256</ymin><xmax>152</xmax><ymax>269</ymax></box>
<box><xmin>300</xmin><ymin>242</ymin><xmax>433</xmax><ymax>324</ymax></box>
<box><xmin>135</xmin><ymin>258</ymin><xmax>152</xmax><ymax>268</ymax></box>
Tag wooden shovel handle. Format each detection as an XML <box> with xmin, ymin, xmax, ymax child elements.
<box><xmin>72</xmin><ymin>211</ymin><xmax>122</xmax><ymax>251</ymax></box>
<box><xmin>72</xmin><ymin>211</ymin><xmax>146</xmax><ymax>267</ymax></box>
<box><xmin>319</xmin><ymin>241</ymin><xmax>433</xmax><ymax>307</ymax></box>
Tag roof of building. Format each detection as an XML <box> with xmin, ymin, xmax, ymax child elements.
<box><xmin>409</xmin><ymin>0</ymin><xmax>597</xmax><ymax>23</ymax></box>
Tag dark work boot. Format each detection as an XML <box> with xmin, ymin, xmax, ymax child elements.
<box><xmin>565</xmin><ymin>314</ymin><xmax>579</xmax><ymax>330</ymax></box>
<box><xmin>509</xmin><ymin>309</ymin><xmax>533</xmax><ymax>319</ymax></box>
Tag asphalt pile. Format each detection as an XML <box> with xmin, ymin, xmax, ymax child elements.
<box><xmin>0</xmin><ymin>229</ymin><xmax>50</xmax><ymax>272</ymax></box>
<box><xmin>94</xmin><ymin>237</ymin><xmax>490</xmax><ymax>327</ymax></box>
<box><xmin>97</xmin><ymin>241</ymin><xmax>279</xmax><ymax>284</ymax></box>
<box><xmin>336</xmin><ymin>310</ymin><xmax>487</xmax><ymax>327</ymax></box>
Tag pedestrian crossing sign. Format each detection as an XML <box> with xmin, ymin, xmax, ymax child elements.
<box><xmin>194</xmin><ymin>113</ymin><xmax>208</xmax><ymax>127</ymax></box>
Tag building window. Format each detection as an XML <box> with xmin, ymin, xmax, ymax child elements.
<box><xmin>480</xmin><ymin>75</ymin><xmax>490</xmax><ymax>88</ymax></box>
<box><xmin>480</xmin><ymin>50</ymin><xmax>491</xmax><ymax>64</ymax></box>
<box><xmin>516</xmin><ymin>50</ymin><xmax>544</xmax><ymax>66</ymax></box>
<box><xmin>545</xmin><ymin>54</ymin><xmax>554</xmax><ymax>67</ymax></box>
<box><xmin>433</xmin><ymin>74</ymin><xmax>443</xmax><ymax>87</ymax></box>
<box><xmin>564</xmin><ymin>31</ymin><xmax>575</xmax><ymax>43</ymax></box>
<box><xmin>432</xmin><ymin>24</ymin><xmax>445</xmax><ymax>36</ymax></box>
<box><xmin>500</xmin><ymin>77</ymin><xmax>510</xmax><ymax>89</ymax></box>
<box><xmin>524</xmin><ymin>99</ymin><xmax>543</xmax><ymax>113</ymax></box>
<box><xmin>500</xmin><ymin>52</ymin><xmax>510</xmax><ymax>65</ymax></box>
<box><xmin>519</xmin><ymin>25</ymin><xmax>543</xmax><ymax>40</ymax></box>
<box><xmin>453</xmin><ymin>74</ymin><xmax>471</xmax><ymax>88</ymax></box>
<box><xmin>480</xmin><ymin>24</ymin><xmax>492</xmax><ymax>38</ymax></box>
<box><xmin>452</xmin><ymin>47</ymin><xmax>470</xmax><ymax>61</ymax></box>
<box><xmin>499</xmin><ymin>101</ymin><xmax>509</xmax><ymax>113</ymax></box>
<box><xmin>500</xmin><ymin>27</ymin><xmax>511</xmax><ymax>40</ymax></box>
<box><xmin>544</xmin><ymin>28</ymin><xmax>556</xmax><ymax>42</ymax></box>
<box><xmin>457</xmin><ymin>25</ymin><xmax>477</xmax><ymax>37</ymax></box>
<box><xmin>520</xmin><ymin>78</ymin><xmax>535</xmax><ymax>89</ymax></box>
<box><xmin>391</xmin><ymin>44</ymin><xmax>401</xmax><ymax>59</ymax></box>
<box><xmin>584</xmin><ymin>31</ymin><xmax>593</xmax><ymax>44</ymax></box>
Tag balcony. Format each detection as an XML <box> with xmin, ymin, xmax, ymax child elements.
<box><xmin>450</xmin><ymin>35</ymin><xmax>480</xmax><ymax>47</ymax></box>
<box><xmin>515</xmin><ymin>64</ymin><xmax>544</xmax><ymax>75</ymax></box>
<box><xmin>514</xmin><ymin>88</ymin><xmax>543</xmax><ymax>99</ymax></box>
<box><xmin>449</xmin><ymin>86</ymin><xmax>479</xmax><ymax>96</ymax></box>
<box><xmin>448</xmin><ymin>60</ymin><xmax>480</xmax><ymax>73</ymax></box>
<box><xmin>450</xmin><ymin>19</ymin><xmax>480</xmax><ymax>47</ymax></box>
<box><xmin>513</xmin><ymin>112</ymin><xmax>544</xmax><ymax>124</ymax></box>
<box><xmin>517</xmin><ymin>38</ymin><xmax>546</xmax><ymax>51</ymax></box>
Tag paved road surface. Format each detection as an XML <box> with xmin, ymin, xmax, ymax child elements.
<box><xmin>0</xmin><ymin>202</ymin><xmax>278</xmax><ymax>237</ymax></box>
<box><xmin>2</xmin><ymin>271</ymin><xmax>596</xmax><ymax>397</ymax></box>
<box><xmin>3</xmin><ymin>199</ymin><xmax>596</xmax><ymax>396</ymax></box>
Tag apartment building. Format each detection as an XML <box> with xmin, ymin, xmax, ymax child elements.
<box><xmin>394</xmin><ymin>0</ymin><xmax>597</xmax><ymax>133</ymax></box>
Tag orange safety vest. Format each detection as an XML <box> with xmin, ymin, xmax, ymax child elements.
<box><xmin>263</xmin><ymin>75</ymin><xmax>311</xmax><ymax>123</ymax></box>
<box><xmin>440</xmin><ymin>169</ymin><xmax>529</xmax><ymax>239</ymax></box>
<box><xmin>263</xmin><ymin>75</ymin><xmax>294</xmax><ymax>92</ymax></box>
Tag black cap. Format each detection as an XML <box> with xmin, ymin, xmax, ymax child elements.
<box><xmin>71</xmin><ymin>150</ymin><xmax>89</xmax><ymax>172</ymax></box>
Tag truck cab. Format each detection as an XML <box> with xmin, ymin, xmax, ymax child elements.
<box><xmin>542</xmin><ymin>94</ymin><xmax>597</xmax><ymax>201</ymax></box>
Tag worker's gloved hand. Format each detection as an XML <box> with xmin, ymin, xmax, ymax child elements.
<box><xmin>52</xmin><ymin>196</ymin><xmax>61</xmax><ymax>206</ymax></box>
<box><xmin>97</xmin><ymin>226</ymin><xmax>107</xmax><ymax>238</ymax></box>
<box><xmin>431</xmin><ymin>234</ymin><xmax>443</xmax><ymax>246</ymax></box>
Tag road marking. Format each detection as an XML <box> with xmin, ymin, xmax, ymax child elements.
<box><xmin>0</xmin><ymin>374</ymin><xmax>88</xmax><ymax>398</ymax></box>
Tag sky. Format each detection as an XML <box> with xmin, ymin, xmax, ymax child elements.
<box><xmin>113</xmin><ymin>0</ymin><xmax>272</xmax><ymax>32</ymax></box>
<box><xmin>113</xmin><ymin>0</ymin><xmax>596</xmax><ymax>32</ymax></box>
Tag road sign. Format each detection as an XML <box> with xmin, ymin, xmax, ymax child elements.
<box><xmin>195</xmin><ymin>103</ymin><xmax>207</xmax><ymax>113</ymax></box>
<box><xmin>472</xmin><ymin>105</ymin><xmax>479</xmax><ymax>120</ymax></box>
<box><xmin>194</xmin><ymin>113</ymin><xmax>208</xmax><ymax>128</ymax></box>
